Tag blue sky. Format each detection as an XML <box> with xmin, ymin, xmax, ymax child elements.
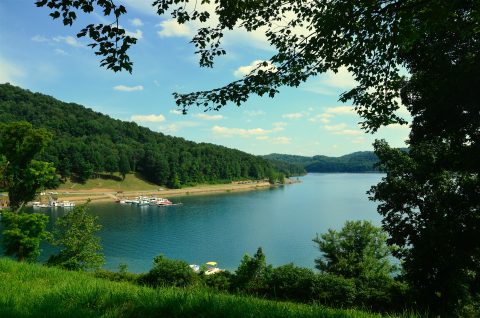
<box><xmin>0</xmin><ymin>0</ymin><xmax>410</xmax><ymax>156</ymax></box>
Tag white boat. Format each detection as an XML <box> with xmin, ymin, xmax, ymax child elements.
<box><xmin>189</xmin><ymin>264</ymin><xmax>200</xmax><ymax>273</ymax></box>
<box><xmin>61</xmin><ymin>201</ymin><xmax>75</xmax><ymax>208</ymax></box>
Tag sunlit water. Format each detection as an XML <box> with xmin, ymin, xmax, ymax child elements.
<box><xmin>31</xmin><ymin>173</ymin><xmax>384</xmax><ymax>272</ymax></box>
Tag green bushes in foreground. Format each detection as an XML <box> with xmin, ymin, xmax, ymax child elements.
<box><xmin>0</xmin><ymin>257</ymin><xmax>390</xmax><ymax>318</ymax></box>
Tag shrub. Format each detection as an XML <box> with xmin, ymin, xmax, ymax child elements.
<box><xmin>139</xmin><ymin>254</ymin><xmax>199</xmax><ymax>288</ymax></box>
<box><xmin>311</xmin><ymin>273</ymin><xmax>357</xmax><ymax>307</ymax></box>
<box><xmin>265</xmin><ymin>263</ymin><xmax>316</xmax><ymax>302</ymax></box>
<box><xmin>203</xmin><ymin>271</ymin><xmax>233</xmax><ymax>291</ymax></box>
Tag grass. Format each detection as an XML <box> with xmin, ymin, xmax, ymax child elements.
<box><xmin>57</xmin><ymin>173</ymin><xmax>160</xmax><ymax>192</ymax></box>
<box><xmin>0</xmin><ymin>258</ymin><xmax>390</xmax><ymax>318</ymax></box>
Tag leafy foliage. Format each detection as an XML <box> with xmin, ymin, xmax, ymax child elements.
<box><xmin>232</xmin><ymin>247</ymin><xmax>271</xmax><ymax>294</ymax></box>
<box><xmin>1</xmin><ymin>211</ymin><xmax>50</xmax><ymax>262</ymax></box>
<box><xmin>370</xmin><ymin>140</ymin><xmax>480</xmax><ymax>315</ymax></box>
<box><xmin>48</xmin><ymin>204</ymin><xmax>105</xmax><ymax>271</ymax></box>
<box><xmin>313</xmin><ymin>220</ymin><xmax>396</xmax><ymax>280</ymax></box>
<box><xmin>35</xmin><ymin>0</ymin><xmax>136</xmax><ymax>72</ymax></box>
<box><xmin>0</xmin><ymin>121</ymin><xmax>58</xmax><ymax>210</ymax></box>
<box><xmin>139</xmin><ymin>254</ymin><xmax>199</xmax><ymax>288</ymax></box>
<box><xmin>0</xmin><ymin>84</ymin><xmax>278</xmax><ymax>187</ymax></box>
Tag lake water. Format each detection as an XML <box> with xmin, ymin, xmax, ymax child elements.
<box><xmin>37</xmin><ymin>173</ymin><xmax>384</xmax><ymax>273</ymax></box>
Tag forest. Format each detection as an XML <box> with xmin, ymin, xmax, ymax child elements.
<box><xmin>0</xmin><ymin>84</ymin><xmax>294</xmax><ymax>187</ymax></box>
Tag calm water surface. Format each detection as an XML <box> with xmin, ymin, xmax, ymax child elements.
<box><xmin>38</xmin><ymin>173</ymin><xmax>383</xmax><ymax>272</ymax></box>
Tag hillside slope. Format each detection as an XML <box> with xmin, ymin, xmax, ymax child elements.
<box><xmin>0</xmin><ymin>258</ymin><xmax>383</xmax><ymax>318</ymax></box>
<box><xmin>0</xmin><ymin>84</ymin><xmax>277</xmax><ymax>187</ymax></box>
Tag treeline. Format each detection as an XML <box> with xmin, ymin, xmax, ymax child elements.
<box><xmin>0</xmin><ymin>84</ymin><xmax>280</xmax><ymax>187</ymax></box>
<box><xmin>264</xmin><ymin>152</ymin><xmax>381</xmax><ymax>173</ymax></box>
<box><xmin>265</xmin><ymin>159</ymin><xmax>306</xmax><ymax>177</ymax></box>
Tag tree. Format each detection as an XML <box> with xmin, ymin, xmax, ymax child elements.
<box><xmin>370</xmin><ymin>140</ymin><xmax>480</xmax><ymax>315</ymax></box>
<box><xmin>232</xmin><ymin>247</ymin><xmax>271</xmax><ymax>293</ymax></box>
<box><xmin>1</xmin><ymin>212</ymin><xmax>50</xmax><ymax>262</ymax></box>
<box><xmin>313</xmin><ymin>220</ymin><xmax>396</xmax><ymax>280</ymax></box>
<box><xmin>48</xmin><ymin>204</ymin><xmax>105</xmax><ymax>271</ymax></box>
<box><xmin>0</xmin><ymin>121</ymin><xmax>58</xmax><ymax>211</ymax></box>
<box><xmin>139</xmin><ymin>254</ymin><xmax>199</xmax><ymax>287</ymax></box>
<box><xmin>0</xmin><ymin>122</ymin><xmax>57</xmax><ymax>263</ymax></box>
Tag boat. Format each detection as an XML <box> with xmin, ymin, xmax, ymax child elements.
<box><xmin>61</xmin><ymin>201</ymin><xmax>75</xmax><ymax>208</ymax></box>
<box><xmin>189</xmin><ymin>264</ymin><xmax>200</xmax><ymax>273</ymax></box>
<box><xmin>155</xmin><ymin>198</ymin><xmax>173</xmax><ymax>206</ymax></box>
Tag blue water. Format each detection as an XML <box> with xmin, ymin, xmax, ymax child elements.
<box><xmin>37</xmin><ymin>173</ymin><xmax>383</xmax><ymax>273</ymax></box>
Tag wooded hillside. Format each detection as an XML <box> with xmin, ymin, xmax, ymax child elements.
<box><xmin>0</xmin><ymin>84</ymin><xmax>279</xmax><ymax>187</ymax></box>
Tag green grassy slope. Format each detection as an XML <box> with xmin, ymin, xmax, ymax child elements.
<box><xmin>0</xmin><ymin>258</ymin><xmax>385</xmax><ymax>318</ymax></box>
<box><xmin>57</xmin><ymin>173</ymin><xmax>160</xmax><ymax>191</ymax></box>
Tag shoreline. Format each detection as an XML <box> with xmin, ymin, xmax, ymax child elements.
<box><xmin>39</xmin><ymin>179</ymin><xmax>300</xmax><ymax>204</ymax></box>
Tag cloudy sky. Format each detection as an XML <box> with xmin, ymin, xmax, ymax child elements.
<box><xmin>0</xmin><ymin>0</ymin><xmax>410</xmax><ymax>156</ymax></box>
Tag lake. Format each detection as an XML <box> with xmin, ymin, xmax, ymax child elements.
<box><xmin>38</xmin><ymin>173</ymin><xmax>384</xmax><ymax>273</ymax></box>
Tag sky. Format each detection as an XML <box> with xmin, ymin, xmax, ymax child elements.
<box><xmin>0</xmin><ymin>0</ymin><xmax>411</xmax><ymax>157</ymax></box>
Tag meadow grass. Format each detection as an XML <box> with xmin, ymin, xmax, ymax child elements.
<box><xmin>0</xmin><ymin>258</ymin><xmax>396</xmax><ymax>318</ymax></box>
<box><xmin>57</xmin><ymin>173</ymin><xmax>159</xmax><ymax>191</ymax></box>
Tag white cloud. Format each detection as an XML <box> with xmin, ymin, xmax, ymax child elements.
<box><xmin>170</xmin><ymin>109</ymin><xmax>183</xmax><ymax>115</ymax></box>
<box><xmin>131</xmin><ymin>114</ymin><xmax>166</xmax><ymax>122</ymax></box>
<box><xmin>273</xmin><ymin>137</ymin><xmax>292</xmax><ymax>144</ymax></box>
<box><xmin>233</xmin><ymin>60</ymin><xmax>276</xmax><ymax>78</ymax></box>
<box><xmin>157</xmin><ymin>19</ymin><xmax>193</xmax><ymax>38</ymax></box>
<box><xmin>0</xmin><ymin>57</ymin><xmax>25</xmax><ymax>84</ymax></box>
<box><xmin>53</xmin><ymin>35</ymin><xmax>82</xmax><ymax>47</ymax></box>
<box><xmin>333</xmin><ymin>129</ymin><xmax>363</xmax><ymax>136</ymax></box>
<box><xmin>326</xmin><ymin>106</ymin><xmax>356</xmax><ymax>115</ymax></box>
<box><xmin>244</xmin><ymin>110</ymin><xmax>266</xmax><ymax>117</ymax></box>
<box><xmin>302</xmin><ymin>67</ymin><xmax>357</xmax><ymax>95</ymax></box>
<box><xmin>31</xmin><ymin>35</ymin><xmax>49</xmax><ymax>42</ymax></box>
<box><xmin>282</xmin><ymin>112</ymin><xmax>304</xmax><ymax>119</ymax></box>
<box><xmin>212</xmin><ymin>124</ymin><xmax>283</xmax><ymax>137</ymax></box>
<box><xmin>159</xmin><ymin>121</ymin><xmax>200</xmax><ymax>133</ymax></box>
<box><xmin>324</xmin><ymin>123</ymin><xmax>348</xmax><ymax>131</ymax></box>
<box><xmin>130</xmin><ymin>18</ymin><xmax>144</xmax><ymax>27</ymax></box>
<box><xmin>351</xmin><ymin>137</ymin><xmax>366</xmax><ymax>144</ymax></box>
<box><xmin>323</xmin><ymin>66</ymin><xmax>357</xmax><ymax>89</ymax></box>
<box><xmin>194</xmin><ymin>113</ymin><xmax>224</xmax><ymax>121</ymax></box>
<box><xmin>113</xmin><ymin>85</ymin><xmax>144</xmax><ymax>92</ymax></box>
<box><xmin>384</xmin><ymin>123</ymin><xmax>411</xmax><ymax>130</ymax></box>
<box><xmin>273</xmin><ymin>122</ymin><xmax>287</xmax><ymax>129</ymax></box>
<box><xmin>125</xmin><ymin>29</ymin><xmax>143</xmax><ymax>39</ymax></box>
<box><xmin>120</xmin><ymin>0</ymin><xmax>157</xmax><ymax>16</ymax></box>
<box><xmin>256</xmin><ymin>136</ymin><xmax>269</xmax><ymax>141</ymax></box>
<box><xmin>54</xmin><ymin>48</ymin><xmax>67</xmax><ymax>55</ymax></box>
<box><xmin>308</xmin><ymin>113</ymin><xmax>333</xmax><ymax>123</ymax></box>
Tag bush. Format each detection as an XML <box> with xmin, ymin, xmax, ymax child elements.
<box><xmin>231</xmin><ymin>247</ymin><xmax>271</xmax><ymax>295</ymax></box>
<box><xmin>94</xmin><ymin>269</ymin><xmax>140</xmax><ymax>283</ymax></box>
<box><xmin>265</xmin><ymin>264</ymin><xmax>316</xmax><ymax>302</ymax></box>
<box><xmin>202</xmin><ymin>271</ymin><xmax>233</xmax><ymax>291</ymax></box>
<box><xmin>311</xmin><ymin>273</ymin><xmax>357</xmax><ymax>307</ymax></box>
<box><xmin>139</xmin><ymin>255</ymin><xmax>199</xmax><ymax>288</ymax></box>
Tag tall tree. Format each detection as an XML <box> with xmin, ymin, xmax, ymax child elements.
<box><xmin>370</xmin><ymin>140</ymin><xmax>480</xmax><ymax>315</ymax></box>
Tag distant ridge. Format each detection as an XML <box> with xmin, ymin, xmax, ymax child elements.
<box><xmin>263</xmin><ymin>151</ymin><xmax>380</xmax><ymax>173</ymax></box>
